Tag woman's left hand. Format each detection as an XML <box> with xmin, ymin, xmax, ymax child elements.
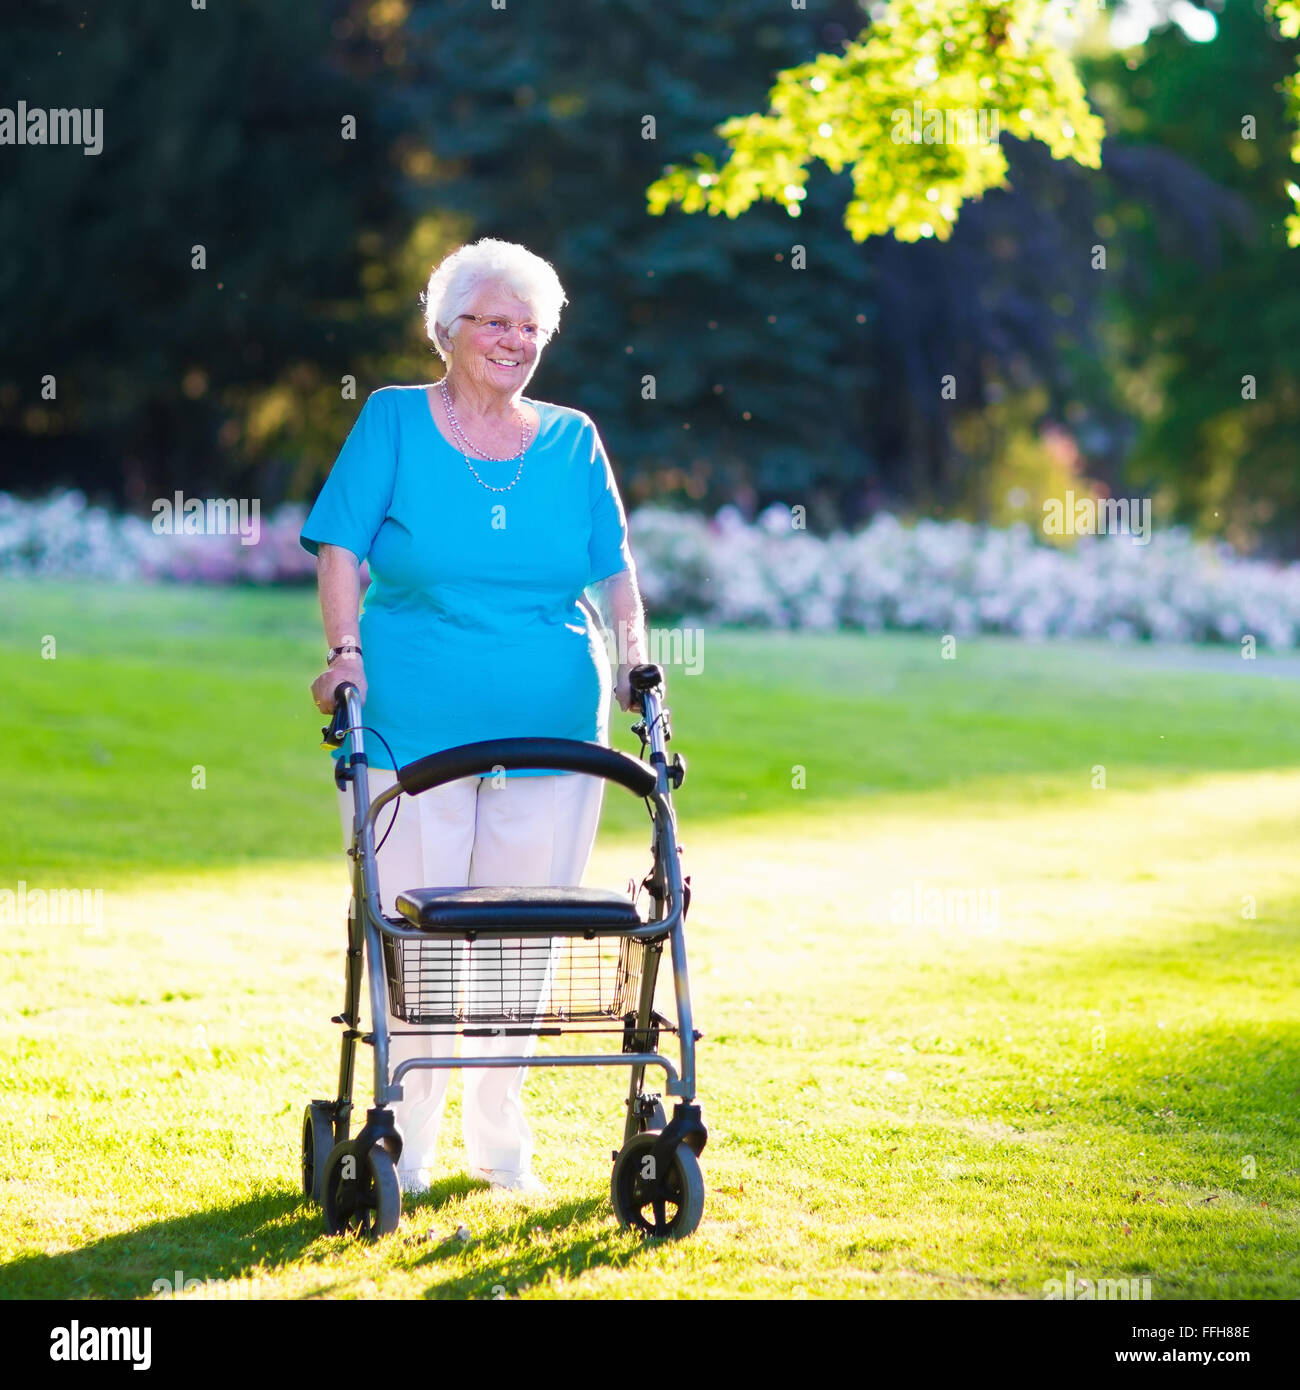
<box><xmin>614</xmin><ymin>662</ymin><xmax>637</xmax><ymax>713</ymax></box>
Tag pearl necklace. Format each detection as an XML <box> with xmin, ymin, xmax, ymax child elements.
<box><xmin>438</xmin><ymin>378</ymin><xmax>534</xmax><ymax>493</ymax></box>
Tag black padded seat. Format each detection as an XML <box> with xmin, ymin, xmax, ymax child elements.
<box><xmin>395</xmin><ymin>885</ymin><xmax>645</xmax><ymax>935</ymax></box>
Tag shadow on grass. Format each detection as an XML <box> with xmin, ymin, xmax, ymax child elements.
<box><xmin>0</xmin><ymin>1177</ymin><xmax>657</xmax><ymax>1301</ymax></box>
<box><xmin>400</xmin><ymin>1181</ymin><xmax>651</xmax><ymax>1300</ymax></box>
<box><xmin>0</xmin><ymin>1191</ymin><xmax>324</xmax><ymax>1300</ymax></box>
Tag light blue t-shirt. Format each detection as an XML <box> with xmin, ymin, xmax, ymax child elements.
<box><xmin>300</xmin><ymin>384</ymin><xmax>634</xmax><ymax>775</ymax></box>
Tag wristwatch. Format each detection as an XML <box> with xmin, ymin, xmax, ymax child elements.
<box><xmin>327</xmin><ymin>641</ymin><xmax>363</xmax><ymax>666</ymax></box>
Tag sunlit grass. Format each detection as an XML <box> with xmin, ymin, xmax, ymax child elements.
<box><xmin>2</xmin><ymin>581</ymin><xmax>1298</xmax><ymax>1298</ymax></box>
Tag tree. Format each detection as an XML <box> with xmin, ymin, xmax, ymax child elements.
<box><xmin>390</xmin><ymin>0</ymin><xmax>888</xmax><ymax>525</ymax></box>
<box><xmin>1084</xmin><ymin>0</ymin><xmax>1300</xmax><ymax>552</ymax></box>
<box><xmin>385</xmin><ymin>0</ymin><xmax>1175</xmax><ymax>524</ymax></box>
<box><xmin>4</xmin><ymin>0</ymin><xmax>1294</xmax><ymax>544</ymax></box>
<box><xmin>646</xmin><ymin>0</ymin><xmax>1106</xmax><ymax>242</ymax></box>
<box><xmin>645</xmin><ymin>0</ymin><xmax>1300</xmax><ymax>246</ymax></box>
<box><xmin>1274</xmin><ymin>0</ymin><xmax>1300</xmax><ymax>241</ymax></box>
<box><xmin>642</xmin><ymin>0</ymin><xmax>1300</xmax><ymax>541</ymax></box>
<box><xmin>0</xmin><ymin>0</ymin><xmax>408</xmax><ymax>507</ymax></box>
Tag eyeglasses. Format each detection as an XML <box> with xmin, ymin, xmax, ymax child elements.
<box><xmin>456</xmin><ymin>313</ymin><xmax>549</xmax><ymax>343</ymax></box>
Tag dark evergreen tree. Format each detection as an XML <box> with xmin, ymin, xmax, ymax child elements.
<box><xmin>0</xmin><ymin>0</ymin><xmax>405</xmax><ymax>507</ymax></box>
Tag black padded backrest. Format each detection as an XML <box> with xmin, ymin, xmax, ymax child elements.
<box><xmin>397</xmin><ymin>737</ymin><xmax>657</xmax><ymax>799</ymax></box>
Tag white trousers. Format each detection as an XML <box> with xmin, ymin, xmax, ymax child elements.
<box><xmin>337</xmin><ymin>767</ymin><xmax>605</xmax><ymax>1180</ymax></box>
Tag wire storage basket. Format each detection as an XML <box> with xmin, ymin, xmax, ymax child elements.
<box><xmin>383</xmin><ymin>931</ymin><xmax>653</xmax><ymax>1032</ymax></box>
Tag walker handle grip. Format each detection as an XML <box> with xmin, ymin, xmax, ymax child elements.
<box><xmin>628</xmin><ymin>663</ymin><xmax>664</xmax><ymax>713</ymax></box>
<box><xmin>322</xmin><ymin>682</ymin><xmax>357</xmax><ymax>749</ymax></box>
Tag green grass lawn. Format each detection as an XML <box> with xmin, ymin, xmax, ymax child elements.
<box><xmin>2</xmin><ymin>578</ymin><xmax>1299</xmax><ymax>1299</ymax></box>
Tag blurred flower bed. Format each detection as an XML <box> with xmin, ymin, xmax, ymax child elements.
<box><xmin>5</xmin><ymin>490</ymin><xmax>1300</xmax><ymax>648</ymax></box>
<box><xmin>634</xmin><ymin>504</ymin><xmax>1300</xmax><ymax>648</ymax></box>
<box><xmin>0</xmin><ymin>490</ymin><xmax>313</xmax><ymax>585</ymax></box>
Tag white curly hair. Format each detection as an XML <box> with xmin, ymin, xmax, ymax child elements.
<box><xmin>422</xmin><ymin>237</ymin><xmax>568</xmax><ymax>363</ymax></box>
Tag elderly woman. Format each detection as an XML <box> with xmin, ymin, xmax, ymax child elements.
<box><xmin>300</xmin><ymin>238</ymin><xmax>648</xmax><ymax>1197</ymax></box>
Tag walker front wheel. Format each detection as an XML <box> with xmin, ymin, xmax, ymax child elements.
<box><xmin>611</xmin><ymin>1133</ymin><xmax>704</xmax><ymax>1239</ymax></box>
<box><xmin>322</xmin><ymin>1140</ymin><xmax>402</xmax><ymax>1239</ymax></box>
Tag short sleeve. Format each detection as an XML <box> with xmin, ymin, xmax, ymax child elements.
<box><xmin>300</xmin><ymin>391</ymin><xmax>398</xmax><ymax>562</ymax></box>
<box><xmin>584</xmin><ymin>416</ymin><xmax>633</xmax><ymax>587</ymax></box>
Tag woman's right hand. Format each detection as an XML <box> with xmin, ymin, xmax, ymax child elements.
<box><xmin>312</xmin><ymin>655</ymin><xmax>367</xmax><ymax>715</ymax></box>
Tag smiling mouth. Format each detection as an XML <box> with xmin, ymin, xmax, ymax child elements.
<box><xmin>487</xmin><ymin>357</ymin><xmax>520</xmax><ymax>369</ymax></box>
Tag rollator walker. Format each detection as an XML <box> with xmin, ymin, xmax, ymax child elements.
<box><xmin>300</xmin><ymin>663</ymin><xmax>707</xmax><ymax>1239</ymax></box>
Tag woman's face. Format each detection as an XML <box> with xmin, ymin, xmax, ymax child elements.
<box><xmin>446</xmin><ymin>283</ymin><xmax>545</xmax><ymax>398</ymax></box>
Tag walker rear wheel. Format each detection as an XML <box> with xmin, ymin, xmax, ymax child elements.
<box><xmin>301</xmin><ymin>1102</ymin><xmax>337</xmax><ymax>1206</ymax></box>
<box><xmin>611</xmin><ymin>1132</ymin><xmax>704</xmax><ymax>1239</ymax></box>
